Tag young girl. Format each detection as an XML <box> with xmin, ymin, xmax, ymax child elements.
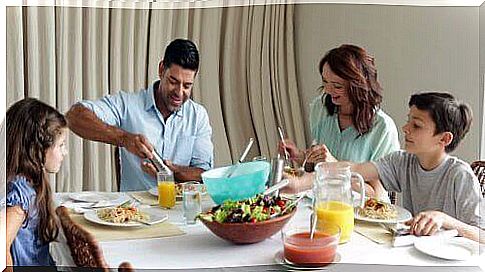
<box><xmin>6</xmin><ymin>98</ymin><xmax>68</xmax><ymax>266</ymax></box>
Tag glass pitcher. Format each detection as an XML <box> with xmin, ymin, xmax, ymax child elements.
<box><xmin>313</xmin><ymin>162</ymin><xmax>365</xmax><ymax>243</ymax></box>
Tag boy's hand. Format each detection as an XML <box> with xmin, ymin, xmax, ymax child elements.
<box><xmin>405</xmin><ymin>211</ymin><xmax>448</xmax><ymax>236</ymax></box>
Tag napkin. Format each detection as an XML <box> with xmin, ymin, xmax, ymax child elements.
<box><xmin>129</xmin><ymin>191</ymin><xmax>159</xmax><ymax>206</ymax></box>
<box><xmin>354</xmin><ymin>221</ymin><xmax>393</xmax><ymax>244</ymax></box>
<box><xmin>392</xmin><ymin>229</ymin><xmax>459</xmax><ymax>247</ymax></box>
<box><xmin>61</xmin><ymin>200</ymin><xmax>121</xmax><ymax>214</ymax></box>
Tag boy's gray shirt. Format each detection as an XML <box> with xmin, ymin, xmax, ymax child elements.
<box><xmin>372</xmin><ymin>151</ymin><xmax>483</xmax><ymax>228</ymax></box>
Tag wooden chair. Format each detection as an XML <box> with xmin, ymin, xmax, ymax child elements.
<box><xmin>470</xmin><ymin>161</ymin><xmax>485</xmax><ymax>197</ymax></box>
<box><xmin>114</xmin><ymin>146</ymin><xmax>121</xmax><ymax>192</ymax></box>
<box><xmin>56</xmin><ymin>206</ymin><xmax>134</xmax><ymax>271</ymax></box>
<box><xmin>388</xmin><ymin>192</ymin><xmax>397</xmax><ymax>205</ymax></box>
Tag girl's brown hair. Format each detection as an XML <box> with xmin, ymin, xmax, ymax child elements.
<box><xmin>6</xmin><ymin>98</ymin><xmax>67</xmax><ymax>243</ymax></box>
<box><xmin>318</xmin><ymin>44</ymin><xmax>383</xmax><ymax>135</ymax></box>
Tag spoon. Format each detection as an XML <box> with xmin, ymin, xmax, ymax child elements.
<box><xmin>226</xmin><ymin>138</ymin><xmax>255</xmax><ymax>178</ymax></box>
<box><xmin>300</xmin><ymin>139</ymin><xmax>317</xmax><ymax>172</ymax></box>
<box><xmin>310</xmin><ymin>211</ymin><xmax>317</xmax><ymax>239</ymax></box>
<box><xmin>277</xmin><ymin>127</ymin><xmax>290</xmax><ymax>162</ymax></box>
<box><xmin>263</xmin><ymin>179</ymin><xmax>290</xmax><ymax>196</ymax></box>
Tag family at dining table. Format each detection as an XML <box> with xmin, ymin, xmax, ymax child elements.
<box><xmin>4</xmin><ymin>38</ymin><xmax>484</xmax><ymax>267</ymax></box>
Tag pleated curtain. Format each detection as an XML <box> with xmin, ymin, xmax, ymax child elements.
<box><xmin>5</xmin><ymin>4</ymin><xmax>306</xmax><ymax>192</ymax></box>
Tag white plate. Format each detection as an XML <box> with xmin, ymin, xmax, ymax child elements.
<box><xmin>354</xmin><ymin>204</ymin><xmax>412</xmax><ymax>224</ymax></box>
<box><xmin>69</xmin><ymin>192</ymin><xmax>121</xmax><ymax>203</ymax></box>
<box><xmin>83</xmin><ymin>207</ymin><xmax>168</xmax><ymax>227</ymax></box>
<box><xmin>414</xmin><ymin>236</ymin><xmax>479</xmax><ymax>261</ymax></box>
<box><xmin>274</xmin><ymin>250</ymin><xmax>340</xmax><ymax>270</ymax></box>
<box><xmin>148</xmin><ymin>187</ymin><xmax>159</xmax><ymax>197</ymax></box>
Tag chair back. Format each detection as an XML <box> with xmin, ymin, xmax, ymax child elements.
<box><xmin>388</xmin><ymin>191</ymin><xmax>397</xmax><ymax>205</ymax></box>
<box><xmin>471</xmin><ymin>161</ymin><xmax>485</xmax><ymax>197</ymax></box>
<box><xmin>56</xmin><ymin>206</ymin><xmax>109</xmax><ymax>269</ymax></box>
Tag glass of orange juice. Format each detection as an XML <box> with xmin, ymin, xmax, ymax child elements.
<box><xmin>157</xmin><ymin>172</ymin><xmax>176</xmax><ymax>209</ymax></box>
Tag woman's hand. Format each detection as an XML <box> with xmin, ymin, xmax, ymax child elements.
<box><xmin>405</xmin><ymin>211</ymin><xmax>448</xmax><ymax>236</ymax></box>
<box><xmin>278</xmin><ymin>139</ymin><xmax>303</xmax><ymax>163</ymax></box>
<box><xmin>306</xmin><ymin>144</ymin><xmax>337</xmax><ymax>164</ymax></box>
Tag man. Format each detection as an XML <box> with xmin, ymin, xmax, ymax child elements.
<box><xmin>66</xmin><ymin>39</ymin><xmax>213</xmax><ymax>191</ymax></box>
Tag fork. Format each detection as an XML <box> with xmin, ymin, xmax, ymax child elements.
<box><xmin>379</xmin><ymin>223</ymin><xmax>410</xmax><ymax>236</ymax></box>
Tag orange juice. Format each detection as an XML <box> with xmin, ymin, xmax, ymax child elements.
<box><xmin>316</xmin><ymin>201</ymin><xmax>354</xmax><ymax>243</ymax></box>
<box><xmin>158</xmin><ymin>181</ymin><xmax>176</xmax><ymax>208</ymax></box>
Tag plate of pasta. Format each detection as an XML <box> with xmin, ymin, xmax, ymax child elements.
<box><xmin>354</xmin><ymin>198</ymin><xmax>412</xmax><ymax>224</ymax></box>
<box><xmin>84</xmin><ymin>206</ymin><xmax>168</xmax><ymax>227</ymax></box>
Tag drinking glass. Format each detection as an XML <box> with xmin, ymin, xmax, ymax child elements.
<box><xmin>182</xmin><ymin>182</ymin><xmax>203</xmax><ymax>224</ymax></box>
<box><xmin>157</xmin><ymin>172</ymin><xmax>176</xmax><ymax>209</ymax></box>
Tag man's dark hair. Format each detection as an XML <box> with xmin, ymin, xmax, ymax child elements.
<box><xmin>162</xmin><ymin>39</ymin><xmax>199</xmax><ymax>72</ymax></box>
<box><xmin>409</xmin><ymin>92</ymin><xmax>472</xmax><ymax>153</ymax></box>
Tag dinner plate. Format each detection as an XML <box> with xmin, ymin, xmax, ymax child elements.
<box><xmin>354</xmin><ymin>203</ymin><xmax>412</xmax><ymax>224</ymax></box>
<box><xmin>273</xmin><ymin>250</ymin><xmax>340</xmax><ymax>270</ymax></box>
<box><xmin>414</xmin><ymin>236</ymin><xmax>479</xmax><ymax>261</ymax></box>
<box><xmin>69</xmin><ymin>192</ymin><xmax>121</xmax><ymax>203</ymax></box>
<box><xmin>83</xmin><ymin>207</ymin><xmax>168</xmax><ymax>227</ymax></box>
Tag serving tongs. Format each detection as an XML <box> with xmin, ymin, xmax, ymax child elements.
<box><xmin>226</xmin><ymin>138</ymin><xmax>254</xmax><ymax>178</ymax></box>
<box><xmin>149</xmin><ymin>149</ymin><xmax>172</xmax><ymax>175</ymax></box>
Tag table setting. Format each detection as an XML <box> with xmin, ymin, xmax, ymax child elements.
<box><xmin>50</xmin><ymin>153</ymin><xmax>484</xmax><ymax>271</ymax></box>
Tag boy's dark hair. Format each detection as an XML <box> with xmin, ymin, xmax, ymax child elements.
<box><xmin>162</xmin><ymin>39</ymin><xmax>199</xmax><ymax>72</ymax></box>
<box><xmin>409</xmin><ymin>92</ymin><xmax>472</xmax><ymax>153</ymax></box>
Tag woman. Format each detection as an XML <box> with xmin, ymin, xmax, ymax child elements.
<box><xmin>281</xmin><ymin>44</ymin><xmax>400</xmax><ymax>198</ymax></box>
<box><xmin>6</xmin><ymin>98</ymin><xmax>68</xmax><ymax>267</ymax></box>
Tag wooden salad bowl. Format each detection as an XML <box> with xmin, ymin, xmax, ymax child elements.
<box><xmin>199</xmin><ymin>208</ymin><xmax>297</xmax><ymax>244</ymax></box>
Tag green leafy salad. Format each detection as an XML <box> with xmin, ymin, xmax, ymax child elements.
<box><xmin>198</xmin><ymin>194</ymin><xmax>295</xmax><ymax>223</ymax></box>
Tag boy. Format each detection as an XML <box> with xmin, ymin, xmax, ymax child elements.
<box><xmin>352</xmin><ymin>92</ymin><xmax>483</xmax><ymax>242</ymax></box>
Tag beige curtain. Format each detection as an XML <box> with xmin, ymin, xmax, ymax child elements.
<box><xmin>6</xmin><ymin>4</ymin><xmax>305</xmax><ymax>192</ymax></box>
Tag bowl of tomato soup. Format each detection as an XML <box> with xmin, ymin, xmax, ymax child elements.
<box><xmin>282</xmin><ymin>223</ymin><xmax>340</xmax><ymax>267</ymax></box>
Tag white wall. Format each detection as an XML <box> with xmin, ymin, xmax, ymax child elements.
<box><xmin>294</xmin><ymin>4</ymin><xmax>480</xmax><ymax>162</ymax></box>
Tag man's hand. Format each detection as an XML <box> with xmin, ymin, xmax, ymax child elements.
<box><xmin>405</xmin><ymin>211</ymin><xmax>448</xmax><ymax>236</ymax></box>
<box><xmin>306</xmin><ymin>144</ymin><xmax>337</xmax><ymax>164</ymax></box>
<box><xmin>119</xmin><ymin>133</ymin><xmax>154</xmax><ymax>159</ymax></box>
<box><xmin>141</xmin><ymin>160</ymin><xmax>158</xmax><ymax>177</ymax></box>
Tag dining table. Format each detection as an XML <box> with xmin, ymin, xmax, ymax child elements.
<box><xmin>51</xmin><ymin>191</ymin><xmax>484</xmax><ymax>271</ymax></box>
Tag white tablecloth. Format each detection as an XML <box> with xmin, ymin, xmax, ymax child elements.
<box><xmin>52</xmin><ymin>192</ymin><xmax>484</xmax><ymax>271</ymax></box>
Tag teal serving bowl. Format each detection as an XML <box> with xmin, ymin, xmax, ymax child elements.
<box><xmin>201</xmin><ymin>161</ymin><xmax>270</xmax><ymax>204</ymax></box>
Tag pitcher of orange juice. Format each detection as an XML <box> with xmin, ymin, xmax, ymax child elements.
<box><xmin>313</xmin><ymin>162</ymin><xmax>365</xmax><ymax>244</ymax></box>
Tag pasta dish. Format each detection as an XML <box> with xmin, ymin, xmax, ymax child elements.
<box><xmin>358</xmin><ymin>198</ymin><xmax>397</xmax><ymax>220</ymax></box>
<box><xmin>96</xmin><ymin>206</ymin><xmax>149</xmax><ymax>224</ymax></box>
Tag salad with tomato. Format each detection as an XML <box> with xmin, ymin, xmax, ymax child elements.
<box><xmin>198</xmin><ymin>194</ymin><xmax>294</xmax><ymax>223</ymax></box>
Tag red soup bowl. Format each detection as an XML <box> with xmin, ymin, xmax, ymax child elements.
<box><xmin>282</xmin><ymin>222</ymin><xmax>340</xmax><ymax>267</ymax></box>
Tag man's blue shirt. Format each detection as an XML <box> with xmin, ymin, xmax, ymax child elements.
<box><xmin>80</xmin><ymin>81</ymin><xmax>213</xmax><ymax>191</ymax></box>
